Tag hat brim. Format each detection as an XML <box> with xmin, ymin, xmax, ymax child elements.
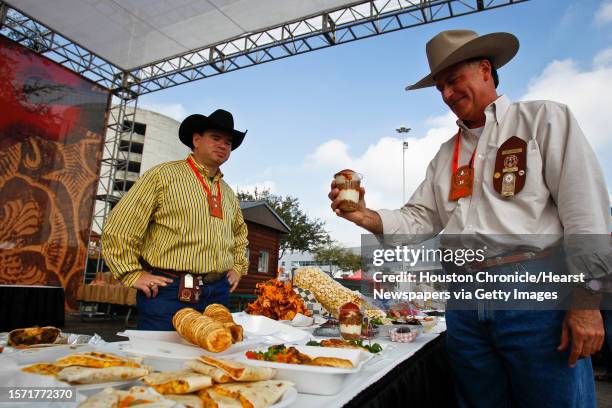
<box><xmin>405</xmin><ymin>32</ymin><xmax>519</xmax><ymax>91</ymax></box>
<box><xmin>179</xmin><ymin>114</ymin><xmax>246</xmax><ymax>150</ymax></box>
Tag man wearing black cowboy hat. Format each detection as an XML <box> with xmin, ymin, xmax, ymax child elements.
<box><xmin>102</xmin><ymin>109</ymin><xmax>249</xmax><ymax>330</ymax></box>
<box><xmin>329</xmin><ymin>30</ymin><xmax>610</xmax><ymax>406</ymax></box>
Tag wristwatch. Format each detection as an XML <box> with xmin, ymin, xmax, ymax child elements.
<box><xmin>586</xmin><ymin>279</ymin><xmax>602</xmax><ymax>293</ymax></box>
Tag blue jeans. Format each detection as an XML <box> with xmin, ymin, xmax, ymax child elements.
<box><xmin>601</xmin><ymin>309</ymin><xmax>612</xmax><ymax>372</ymax></box>
<box><xmin>136</xmin><ymin>272</ymin><xmax>230</xmax><ymax>330</ymax></box>
<box><xmin>445</xmin><ymin>257</ymin><xmax>596</xmax><ymax>408</ymax></box>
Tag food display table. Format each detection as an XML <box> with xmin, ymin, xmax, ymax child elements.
<box><xmin>0</xmin><ymin>285</ymin><xmax>65</xmax><ymax>331</ymax></box>
<box><xmin>0</xmin><ymin>330</ymin><xmax>455</xmax><ymax>407</ymax></box>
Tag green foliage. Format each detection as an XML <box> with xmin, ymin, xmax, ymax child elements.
<box><xmin>313</xmin><ymin>243</ymin><xmax>363</xmax><ymax>272</ymax></box>
<box><xmin>237</xmin><ymin>188</ymin><xmax>330</xmax><ymax>258</ymax></box>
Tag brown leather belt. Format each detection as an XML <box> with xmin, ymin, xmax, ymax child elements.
<box><xmin>463</xmin><ymin>247</ymin><xmax>559</xmax><ymax>273</ymax></box>
<box><xmin>141</xmin><ymin>261</ymin><xmax>227</xmax><ymax>284</ymax></box>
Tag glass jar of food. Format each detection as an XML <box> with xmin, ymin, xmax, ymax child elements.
<box><xmin>333</xmin><ymin>169</ymin><xmax>363</xmax><ymax>212</ymax></box>
<box><xmin>338</xmin><ymin>302</ymin><xmax>363</xmax><ymax>340</ymax></box>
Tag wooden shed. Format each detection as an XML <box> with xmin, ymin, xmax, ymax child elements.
<box><xmin>236</xmin><ymin>201</ymin><xmax>290</xmax><ymax>296</ymax></box>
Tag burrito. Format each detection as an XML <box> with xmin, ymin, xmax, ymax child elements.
<box><xmin>205</xmin><ymin>380</ymin><xmax>294</xmax><ymax>408</ymax></box>
<box><xmin>78</xmin><ymin>386</ymin><xmax>176</xmax><ymax>407</ymax></box>
<box><xmin>223</xmin><ymin>323</ymin><xmax>244</xmax><ymax>343</ymax></box>
<box><xmin>186</xmin><ymin>360</ymin><xmax>232</xmax><ymax>383</ymax></box>
<box><xmin>203</xmin><ymin>304</ymin><xmax>234</xmax><ymax>324</ymax></box>
<box><xmin>198</xmin><ymin>388</ymin><xmax>243</xmax><ymax>408</ymax></box>
<box><xmin>22</xmin><ymin>363</ymin><xmax>64</xmax><ymax>376</ymax></box>
<box><xmin>8</xmin><ymin>326</ymin><xmax>60</xmax><ymax>346</ymax></box>
<box><xmin>57</xmin><ymin>366</ymin><xmax>149</xmax><ymax>384</ymax></box>
<box><xmin>164</xmin><ymin>394</ymin><xmax>204</xmax><ymax>408</ymax></box>
<box><xmin>143</xmin><ymin>370</ymin><xmax>213</xmax><ymax>394</ymax></box>
<box><xmin>55</xmin><ymin>352</ymin><xmax>143</xmax><ymax>368</ymax></box>
<box><xmin>198</xmin><ymin>356</ymin><xmax>276</xmax><ymax>382</ymax></box>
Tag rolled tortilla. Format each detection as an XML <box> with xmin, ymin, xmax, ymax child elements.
<box><xmin>143</xmin><ymin>370</ymin><xmax>213</xmax><ymax>394</ymax></box>
<box><xmin>55</xmin><ymin>352</ymin><xmax>142</xmax><ymax>368</ymax></box>
<box><xmin>164</xmin><ymin>394</ymin><xmax>204</xmax><ymax>408</ymax></box>
<box><xmin>77</xmin><ymin>388</ymin><xmax>120</xmax><ymax>408</ymax></box>
<box><xmin>214</xmin><ymin>380</ymin><xmax>294</xmax><ymax>408</ymax></box>
<box><xmin>78</xmin><ymin>386</ymin><xmax>175</xmax><ymax>408</ymax></box>
<box><xmin>199</xmin><ymin>356</ymin><xmax>276</xmax><ymax>382</ymax></box>
<box><xmin>223</xmin><ymin>323</ymin><xmax>244</xmax><ymax>343</ymax></box>
<box><xmin>8</xmin><ymin>326</ymin><xmax>60</xmax><ymax>346</ymax></box>
<box><xmin>57</xmin><ymin>366</ymin><xmax>149</xmax><ymax>384</ymax></box>
<box><xmin>186</xmin><ymin>360</ymin><xmax>232</xmax><ymax>383</ymax></box>
<box><xmin>198</xmin><ymin>388</ymin><xmax>243</xmax><ymax>408</ymax></box>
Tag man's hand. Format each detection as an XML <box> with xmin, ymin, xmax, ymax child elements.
<box><xmin>227</xmin><ymin>269</ymin><xmax>240</xmax><ymax>293</ymax></box>
<box><xmin>134</xmin><ymin>271</ymin><xmax>173</xmax><ymax>299</ymax></box>
<box><xmin>328</xmin><ymin>180</ymin><xmax>383</xmax><ymax>234</ymax></box>
<box><xmin>557</xmin><ymin>309</ymin><xmax>604</xmax><ymax>367</ymax></box>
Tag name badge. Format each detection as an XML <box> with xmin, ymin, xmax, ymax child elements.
<box><xmin>208</xmin><ymin>195</ymin><xmax>223</xmax><ymax>219</ymax></box>
<box><xmin>493</xmin><ymin>136</ymin><xmax>527</xmax><ymax>197</ymax></box>
<box><xmin>184</xmin><ymin>273</ymin><xmax>193</xmax><ymax>289</ymax></box>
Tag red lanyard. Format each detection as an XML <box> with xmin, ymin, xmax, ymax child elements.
<box><xmin>451</xmin><ymin>129</ymin><xmax>478</xmax><ymax>174</ymax></box>
<box><xmin>187</xmin><ymin>157</ymin><xmax>221</xmax><ymax>201</ymax></box>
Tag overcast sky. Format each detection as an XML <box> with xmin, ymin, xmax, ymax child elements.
<box><xmin>139</xmin><ymin>0</ymin><xmax>612</xmax><ymax>247</ymax></box>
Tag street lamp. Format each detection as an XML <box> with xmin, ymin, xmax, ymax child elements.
<box><xmin>396</xmin><ymin>127</ymin><xmax>411</xmax><ymax>204</ymax></box>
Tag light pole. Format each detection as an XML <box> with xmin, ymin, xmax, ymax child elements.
<box><xmin>396</xmin><ymin>127</ymin><xmax>411</xmax><ymax>204</ymax></box>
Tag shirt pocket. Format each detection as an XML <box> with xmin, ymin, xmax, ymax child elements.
<box><xmin>522</xmin><ymin>138</ymin><xmax>546</xmax><ymax>198</ymax></box>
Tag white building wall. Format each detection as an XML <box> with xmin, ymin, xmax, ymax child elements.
<box><xmin>136</xmin><ymin>108</ymin><xmax>190</xmax><ymax>173</ymax></box>
<box><xmin>91</xmin><ymin>108</ymin><xmax>188</xmax><ymax>234</ymax></box>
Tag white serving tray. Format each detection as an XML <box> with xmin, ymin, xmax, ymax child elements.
<box><xmin>235</xmin><ymin>345</ymin><xmax>372</xmax><ymax>395</ymax></box>
<box><xmin>4</xmin><ymin>343</ymin><xmax>96</xmax><ymax>365</ymax></box>
<box><xmin>117</xmin><ymin>330</ymin><xmax>261</xmax><ymax>359</ymax></box>
<box><xmin>231</xmin><ymin>312</ymin><xmax>310</xmax><ymax>343</ymax></box>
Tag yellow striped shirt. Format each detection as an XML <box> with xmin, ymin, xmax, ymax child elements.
<box><xmin>101</xmin><ymin>154</ymin><xmax>249</xmax><ymax>287</ymax></box>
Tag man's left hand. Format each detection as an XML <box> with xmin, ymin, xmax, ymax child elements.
<box><xmin>557</xmin><ymin>309</ymin><xmax>604</xmax><ymax>367</ymax></box>
<box><xmin>227</xmin><ymin>269</ymin><xmax>240</xmax><ymax>293</ymax></box>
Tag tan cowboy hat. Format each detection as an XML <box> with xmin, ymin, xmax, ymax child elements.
<box><xmin>406</xmin><ymin>29</ymin><xmax>519</xmax><ymax>90</ymax></box>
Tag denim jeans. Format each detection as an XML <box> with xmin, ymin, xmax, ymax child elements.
<box><xmin>136</xmin><ymin>272</ymin><xmax>230</xmax><ymax>330</ymax></box>
<box><xmin>445</xmin><ymin>257</ymin><xmax>597</xmax><ymax>408</ymax></box>
<box><xmin>601</xmin><ymin>309</ymin><xmax>612</xmax><ymax>372</ymax></box>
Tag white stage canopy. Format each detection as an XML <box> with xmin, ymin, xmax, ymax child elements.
<box><xmin>2</xmin><ymin>0</ymin><xmax>529</xmax><ymax>93</ymax></box>
<box><xmin>6</xmin><ymin>0</ymin><xmax>371</xmax><ymax>70</ymax></box>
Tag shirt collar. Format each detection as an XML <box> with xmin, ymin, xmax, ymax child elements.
<box><xmin>187</xmin><ymin>154</ymin><xmax>224</xmax><ymax>180</ymax></box>
<box><xmin>455</xmin><ymin>94</ymin><xmax>512</xmax><ymax>136</ymax></box>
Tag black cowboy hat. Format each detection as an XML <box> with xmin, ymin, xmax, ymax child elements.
<box><xmin>179</xmin><ymin>109</ymin><xmax>247</xmax><ymax>150</ymax></box>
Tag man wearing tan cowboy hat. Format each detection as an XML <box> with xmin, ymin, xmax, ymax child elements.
<box><xmin>102</xmin><ymin>109</ymin><xmax>249</xmax><ymax>330</ymax></box>
<box><xmin>329</xmin><ymin>30</ymin><xmax>610</xmax><ymax>406</ymax></box>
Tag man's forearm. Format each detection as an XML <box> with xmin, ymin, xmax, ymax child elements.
<box><xmin>356</xmin><ymin>208</ymin><xmax>384</xmax><ymax>235</ymax></box>
<box><xmin>571</xmin><ymin>287</ymin><xmax>602</xmax><ymax>310</ymax></box>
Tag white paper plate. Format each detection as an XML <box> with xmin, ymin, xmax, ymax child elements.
<box><xmin>118</xmin><ymin>330</ymin><xmax>262</xmax><ymax>359</ymax></box>
<box><xmin>232</xmin><ymin>313</ymin><xmax>310</xmax><ymax>343</ymax></box>
<box><xmin>4</xmin><ymin>344</ymin><xmax>96</xmax><ymax>365</ymax></box>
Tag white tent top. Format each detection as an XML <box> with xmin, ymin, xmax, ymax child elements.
<box><xmin>7</xmin><ymin>0</ymin><xmax>358</xmax><ymax>70</ymax></box>
<box><xmin>4</xmin><ymin>0</ymin><xmax>527</xmax><ymax>93</ymax></box>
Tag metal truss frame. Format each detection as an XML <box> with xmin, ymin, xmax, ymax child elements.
<box><xmin>1</xmin><ymin>0</ymin><xmax>529</xmax><ymax>96</ymax></box>
<box><xmin>86</xmin><ymin>88</ymin><xmax>139</xmax><ymax>282</ymax></box>
<box><xmin>0</xmin><ymin>2</ymin><xmax>123</xmax><ymax>90</ymax></box>
<box><xmin>131</xmin><ymin>0</ymin><xmax>530</xmax><ymax>94</ymax></box>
